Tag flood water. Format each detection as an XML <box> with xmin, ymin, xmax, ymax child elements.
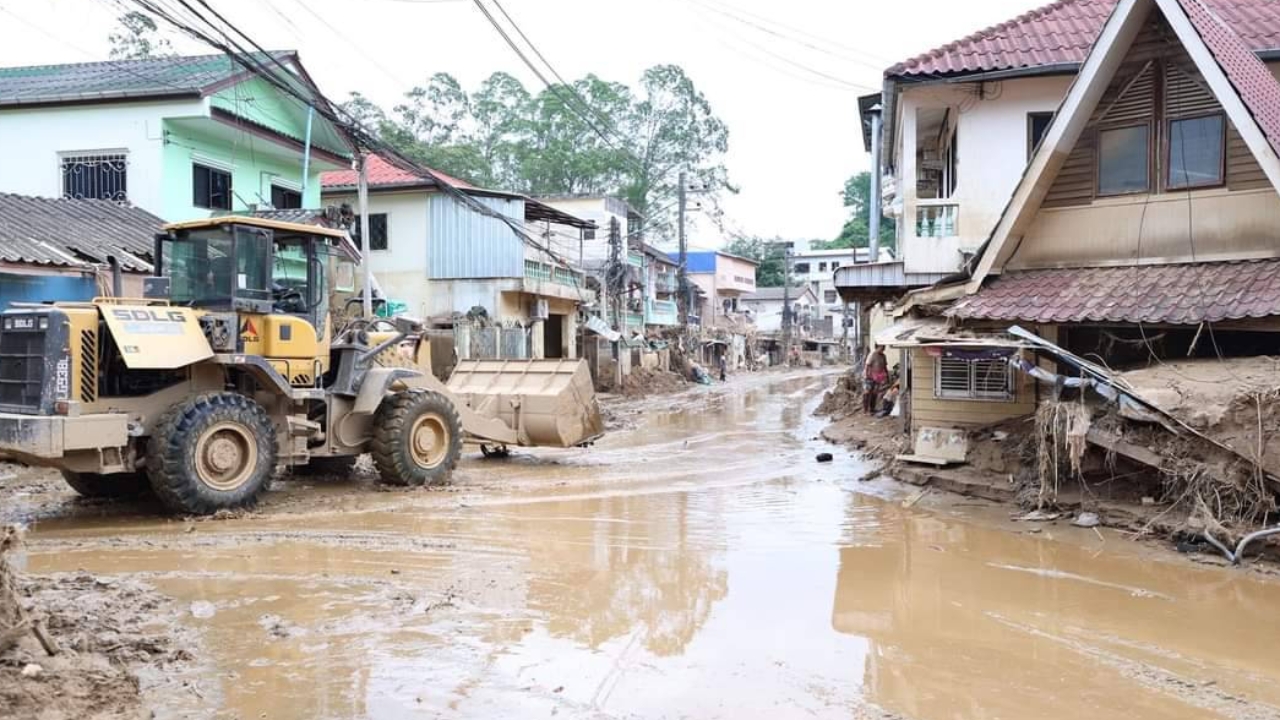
<box><xmin>23</xmin><ymin>371</ymin><xmax>1280</xmax><ymax>719</ymax></box>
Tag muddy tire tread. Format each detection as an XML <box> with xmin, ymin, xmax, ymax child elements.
<box><xmin>145</xmin><ymin>392</ymin><xmax>277</xmax><ymax>515</ymax></box>
<box><xmin>370</xmin><ymin>389</ymin><xmax>462</xmax><ymax>487</ymax></box>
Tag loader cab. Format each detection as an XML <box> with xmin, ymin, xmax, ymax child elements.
<box><xmin>155</xmin><ymin>217</ymin><xmax>358</xmax><ymax>339</ymax></box>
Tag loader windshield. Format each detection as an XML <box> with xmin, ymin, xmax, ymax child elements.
<box><xmin>161</xmin><ymin>226</ymin><xmax>272</xmax><ymax>311</ymax></box>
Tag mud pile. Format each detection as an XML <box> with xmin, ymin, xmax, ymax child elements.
<box><xmin>815</xmin><ymin>370</ymin><xmax>861</xmax><ymax>420</ymax></box>
<box><xmin>0</xmin><ymin>526</ymin><xmax>195</xmax><ymax>719</ymax></box>
<box><xmin>1121</xmin><ymin>358</ymin><xmax>1280</xmax><ymax>474</ymax></box>
<box><xmin>621</xmin><ymin>367</ymin><xmax>690</xmax><ymax>397</ymax></box>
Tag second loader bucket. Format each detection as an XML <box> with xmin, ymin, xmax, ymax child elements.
<box><xmin>446</xmin><ymin>359</ymin><xmax>605</xmax><ymax>448</ymax></box>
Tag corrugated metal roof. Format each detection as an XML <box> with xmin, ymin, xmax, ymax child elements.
<box><xmin>0</xmin><ymin>51</ymin><xmax>292</xmax><ymax>107</ymax></box>
<box><xmin>0</xmin><ymin>193</ymin><xmax>160</xmax><ymax>271</ymax></box>
<box><xmin>950</xmin><ymin>261</ymin><xmax>1280</xmax><ymax>323</ymax></box>
<box><xmin>888</xmin><ymin>0</ymin><xmax>1280</xmax><ymax>78</ymax></box>
<box><xmin>1182</xmin><ymin>0</ymin><xmax>1280</xmax><ymax>155</ymax></box>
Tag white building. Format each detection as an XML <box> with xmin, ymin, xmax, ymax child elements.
<box><xmin>838</xmin><ymin>0</ymin><xmax>1280</xmax><ymax>304</ymax></box>
<box><xmin>740</xmin><ymin>285</ymin><xmax>819</xmax><ymax>334</ymax></box>
<box><xmin>788</xmin><ymin>244</ymin><xmax>887</xmax><ymax>322</ymax></box>
<box><xmin>0</xmin><ymin>52</ymin><xmax>352</xmax><ymax>222</ymax></box>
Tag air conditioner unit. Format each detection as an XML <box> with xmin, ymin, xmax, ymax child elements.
<box><xmin>530</xmin><ymin>298</ymin><xmax>550</xmax><ymax>321</ymax></box>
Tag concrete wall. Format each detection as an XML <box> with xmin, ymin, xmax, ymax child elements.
<box><xmin>892</xmin><ymin>75</ymin><xmax>1074</xmax><ymax>274</ymax></box>
<box><xmin>0</xmin><ymin>99</ymin><xmax>197</xmax><ymax>218</ymax></box>
<box><xmin>326</xmin><ymin>190</ymin><xmax>432</xmax><ymax>317</ymax></box>
<box><xmin>0</xmin><ymin>91</ymin><xmax>343</xmax><ymax>222</ymax></box>
<box><xmin>160</xmin><ymin>120</ymin><xmax>330</xmax><ymax>221</ymax></box>
<box><xmin>715</xmin><ymin>254</ymin><xmax>758</xmax><ymax>294</ymax></box>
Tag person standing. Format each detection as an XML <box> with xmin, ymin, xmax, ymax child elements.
<box><xmin>863</xmin><ymin>345</ymin><xmax>888</xmax><ymax>413</ymax></box>
<box><xmin>718</xmin><ymin>352</ymin><xmax>728</xmax><ymax>382</ymax></box>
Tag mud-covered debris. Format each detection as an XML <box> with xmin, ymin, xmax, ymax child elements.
<box><xmin>1072</xmin><ymin>512</ymin><xmax>1102</xmax><ymax>528</ymax></box>
<box><xmin>190</xmin><ymin>600</ymin><xmax>216</xmax><ymax>619</ymax></box>
<box><xmin>20</xmin><ymin>663</ymin><xmax>41</xmax><ymax>677</ymax></box>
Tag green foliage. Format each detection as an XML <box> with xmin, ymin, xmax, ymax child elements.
<box><xmin>725</xmin><ymin>235</ymin><xmax>787</xmax><ymax>287</ymax></box>
<box><xmin>816</xmin><ymin>171</ymin><xmax>895</xmax><ymax>252</ymax></box>
<box><xmin>108</xmin><ymin>11</ymin><xmax>173</xmax><ymax>60</ymax></box>
<box><xmin>340</xmin><ymin>66</ymin><xmax>731</xmax><ymax>241</ymax></box>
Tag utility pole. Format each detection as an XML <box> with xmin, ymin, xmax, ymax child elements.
<box><xmin>868</xmin><ymin>104</ymin><xmax>883</xmax><ymax>264</ymax></box>
<box><xmin>782</xmin><ymin>249</ymin><xmax>792</xmax><ymax>365</ymax></box>
<box><xmin>357</xmin><ymin>152</ymin><xmax>372</xmax><ymax>318</ymax></box>
<box><xmin>608</xmin><ymin>216</ymin><xmax>622</xmax><ymax>333</ymax></box>
<box><xmin>677</xmin><ymin>170</ymin><xmax>688</xmax><ymax>328</ymax></box>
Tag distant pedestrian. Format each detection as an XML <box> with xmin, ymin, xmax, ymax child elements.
<box><xmin>863</xmin><ymin>345</ymin><xmax>888</xmax><ymax>413</ymax></box>
<box><xmin>717</xmin><ymin>353</ymin><xmax>728</xmax><ymax>382</ymax></box>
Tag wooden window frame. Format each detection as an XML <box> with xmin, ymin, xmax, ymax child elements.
<box><xmin>1162</xmin><ymin>112</ymin><xmax>1227</xmax><ymax>192</ymax></box>
<box><xmin>1095</xmin><ymin>121</ymin><xmax>1154</xmax><ymax>198</ymax></box>
<box><xmin>1027</xmin><ymin>112</ymin><xmax>1055</xmax><ymax>160</ymax></box>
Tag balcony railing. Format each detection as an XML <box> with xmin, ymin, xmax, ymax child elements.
<box><xmin>653</xmin><ymin>272</ymin><xmax>678</xmax><ymax>294</ymax></box>
<box><xmin>625</xmin><ymin>311</ymin><xmax>645</xmax><ymax>330</ymax></box>
<box><xmin>645</xmin><ymin>298</ymin><xmax>679</xmax><ymax>326</ymax></box>
<box><xmin>627</xmin><ymin>251</ymin><xmax>644</xmax><ymax>268</ymax></box>
<box><xmin>916</xmin><ymin>199</ymin><xmax>959</xmax><ymax>238</ymax></box>
<box><xmin>525</xmin><ymin>260</ymin><xmax>584</xmax><ymax>288</ymax></box>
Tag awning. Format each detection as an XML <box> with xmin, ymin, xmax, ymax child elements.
<box><xmin>873</xmin><ymin>316</ymin><xmax>950</xmax><ymax>346</ymax></box>
<box><xmin>951</xmin><ymin>260</ymin><xmax>1280</xmax><ymax>324</ymax></box>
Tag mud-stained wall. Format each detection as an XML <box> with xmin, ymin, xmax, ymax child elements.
<box><xmin>909</xmin><ymin>350</ymin><xmax>1036</xmax><ymax>433</ymax></box>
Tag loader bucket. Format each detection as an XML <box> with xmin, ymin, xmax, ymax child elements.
<box><xmin>446</xmin><ymin>359</ymin><xmax>605</xmax><ymax>448</ymax></box>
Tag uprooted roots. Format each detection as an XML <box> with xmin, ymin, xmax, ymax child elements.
<box><xmin>1034</xmin><ymin>397</ymin><xmax>1278</xmax><ymax>533</ymax></box>
<box><xmin>1034</xmin><ymin>400</ymin><xmax>1092</xmax><ymax>508</ymax></box>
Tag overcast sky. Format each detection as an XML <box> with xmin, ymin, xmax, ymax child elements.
<box><xmin>1</xmin><ymin>0</ymin><xmax>1042</xmax><ymax>246</ymax></box>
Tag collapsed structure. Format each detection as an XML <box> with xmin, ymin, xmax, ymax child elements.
<box><xmin>849</xmin><ymin>0</ymin><xmax>1280</xmax><ymax>547</ymax></box>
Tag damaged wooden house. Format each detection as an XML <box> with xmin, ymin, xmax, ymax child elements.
<box><xmin>879</xmin><ymin>0</ymin><xmax>1280</xmax><ymax>539</ymax></box>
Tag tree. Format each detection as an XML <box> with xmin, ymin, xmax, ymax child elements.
<box><xmin>345</xmin><ymin>65</ymin><xmax>732</xmax><ymax>242</ymax></box>
<box><xmin>108</xmin><ymin>11</ymin><xmax>173</xmax><ymax>60</ymax></box>
<box><xmin>725</xmin><ymin>235</ymin><xmax>787</xmax><ymax>288</ymax></box>
<box><xmin>819</xmin><ymin>171</ymin><xmax>895</xmax><ymax>253</ymax></box>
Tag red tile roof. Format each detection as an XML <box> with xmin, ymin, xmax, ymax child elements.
<box><xmin>950</xmin><ymin>260</ymin><xmax>1280</xmax><ymax>323</ymax></box>
<box><xmin>320</xmin><ymin>154</ymin><xmax>473</xmax><ymax>190</ymax></box>
<box><xmin>1180</xmin><ymin>0</ymin><xmax>1280</xmax><ymax>154</ymax></box>
<box><xmin>889</xmin><ymin>0</ymin><xmax>1280</xmax><ymax>77</ymax></box>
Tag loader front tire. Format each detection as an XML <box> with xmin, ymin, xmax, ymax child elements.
<box><xmin>60</xmin><ymin>470</ymin><xmax>150</xmax><ymax>499</ymax></box>
<box><xmin>370</xmin><ymin>390</ymin><xmax>462</xmax><ymax>487</ymax></box>
<box><xmin>146</xmin><ymin>392</ymin><xmax>277</xmax><ymax>515</ymax></box>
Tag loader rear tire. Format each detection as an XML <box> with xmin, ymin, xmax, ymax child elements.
<box><xmin>370</xmin><ymin>390</ymin><xmax>462</xmax><ymax>487</ymax></box>
<box><xmin>60</xmin><ymin>470</ymin><xmax>150</xmax><ymax>499</ymax></box>
<box><xmin>146</xmin><ymin>392</ymin><xmax>277</xmax><ymax>515</ymax></box>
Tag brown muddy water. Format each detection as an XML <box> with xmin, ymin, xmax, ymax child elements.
<box><xmin>16</xmin><ymin>370</ymin><xmax>1280</xmax><ymax>719</ymax></box>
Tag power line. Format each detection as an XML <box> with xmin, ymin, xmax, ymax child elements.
<box><xmin>686</xmin><ymin>0</ymin><xmax>889</xmax><ymax>74</ymax></box>
<box><xmin>467</xmin><ymin>0</ymin><xmax>647</xmax><ymax>177</ymax></box>
<box><xmin>697</xmin><ymin>0</ymin><xmax>893</xmax><ymax>66</ymax></box>
<box><xmin>684</xmin><ymin>4</ymin><xmax>877</xmax><ymax>92</ymax></box>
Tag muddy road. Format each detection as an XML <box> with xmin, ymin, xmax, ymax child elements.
<box><xmin>10</xmin><ymin>369</ymin><xmax>1280</xmax><ymax>719</ymax></box>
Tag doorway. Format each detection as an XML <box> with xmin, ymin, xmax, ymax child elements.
<box><xmin>543</xmin><ymin>314</ymin><xmax>565</xmax><ymax>359</ymax></box>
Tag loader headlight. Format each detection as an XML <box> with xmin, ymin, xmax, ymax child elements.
<box><xmin>38</xmin><ymin>316</ymin><xmax>48</xmax><ymax>330</ymax></box>
<box><xmin>2</xmin><ymin>318</ymin><xmax>10</xmax><ymax>330</ymax></box>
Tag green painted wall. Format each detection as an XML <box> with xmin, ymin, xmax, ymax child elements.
<box><xmin>210</xmin><ymin>76</ymin><xmax>349</xmax><ymax>157</ymax></box>
<box><xmin>161</xmin><ymin>120</ymin><xmax>327</xmax><ymax>221</ymax></box>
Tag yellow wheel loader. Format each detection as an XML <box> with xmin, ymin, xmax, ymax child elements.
<box><xmin>0</xmin><ymin>217</ymin><xmax>603</xmax><ymax>515</ymax></box>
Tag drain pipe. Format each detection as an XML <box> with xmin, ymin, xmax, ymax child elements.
<box><xmin>1204</xmin><ymin>526</ymin><xmax>1280</xmax><ymax>565</ymax></box>
<box><xmin>107</xmin><ymin>256</ymin><xmax>123</xmax><ymax>297</ymax></box>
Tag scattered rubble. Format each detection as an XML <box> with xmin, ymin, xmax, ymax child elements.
<box><xmin>0</xmin><ymin>525</ymin><xmax>197</xmax><ymax>720</ymax></box>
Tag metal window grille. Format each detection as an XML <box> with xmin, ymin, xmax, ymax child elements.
<box><xmin>935</xmin><ymin>357</ymin><xmax>1014</xmax><ymax>401</ymax></box>
<box><xmin>61</xmin><ymin>153</ymin><xmax>128</xmax><ymax>203</ymax></box>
